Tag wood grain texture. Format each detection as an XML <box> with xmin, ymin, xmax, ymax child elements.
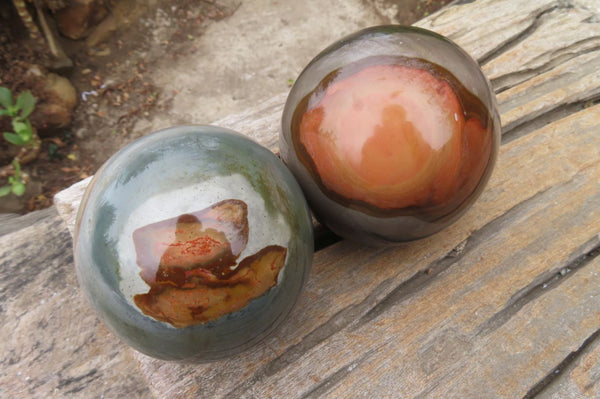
<box><xmin>46</xmin><ymin>0</ymin><xmax>600</xmax><ymax>397</ymax></box>
<box><xmin>0</xmin><ymin>208</ymin><xmax>151</xmax><ymax>398</ymax></box>
<box><xmin>415</xmin><ymin>0</ymin><xmax>563</xmax><ymax>62</ymax></box>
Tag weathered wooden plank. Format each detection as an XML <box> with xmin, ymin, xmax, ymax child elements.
<box><xmin>536</xmin><ymin>324</ymin><xmax>600</xmax><ymax>398</ymax></box>
<box><xmin>0</xmin><ymin>208</ymin><xmax>150</xmax><ymax>398</ymax></box>
<box><xmin>321</xmin><ymin>248</ymin><xmax>600</xmax><ymax>398</ymax></box>
<box><xmin>415</xmin><ymin>0</ymin><xmax>562</xmax><ymax>61</ymax></box>
<box><xmin>54</xmin><ymin>176</ymin><xmax>92</xmax><ymax>237</ymax></box>
<box><xmin>0</xmin><ymin>207</ymin><xmax>56</xmax><ymax>237</ymax></box>
<box><xmin>497</xmin><ymin>50</ymin><xmax>600</xmax><ymax>134</ymax></box>
<box><xmin>481</xmin><ymin>6</ymin><xmax>600</xmax><ymax>85</ymax></box>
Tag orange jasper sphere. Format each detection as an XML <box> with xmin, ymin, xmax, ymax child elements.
<box><xmin>298</xmin><ymin>62</ymin><xmax>491</xmax><ymax>214</ymax></box>
<box><xmin>281</xmin><ymin>26</ymin><xmax>500</xmax><ymax>244</ymax></box>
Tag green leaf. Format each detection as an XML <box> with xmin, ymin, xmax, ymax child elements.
<box><xmin>0</xmin><ymin>109</ymin><xmax>9</xmax><ymax>117</ymax></box>
<box><xmin>0</xmin><ymin>185</ymin><xmax>11</xmax><ymax>196</ymax></box>
<box><xmin>11</xmin><ymin>181</ymin><xmax>26</xmax><ymax>196</ymax></box>
<box><xmin>3</xmin><ymin>132</ymin><xmax>26</xmax><ymax>146</ymax></box>
<box><xmin>13</xmin><ymin>120</ymin><xmax>27</xmax><ymax>133</ymax></box>
<box><xmin>0</xmin><ymin>87</ymin><xmax>13</xmax><ymax>109</ymax></box>
<box><xmin>25</xmin><ymin>118</ymin><xmax>34</xmax><ymax>135</ymax></box>
<box><xmin>16</xmin><ymin>91</ymin><xmax>35</xmax><ymax>118</ymax></box>
<box><xmin>7</xmin><ymin>105</ymin><xmax>19</xmax><ymax>117</ymax></box>
<box><xmin>12</xmin><ymin>121</ymin><xmax>32</xmax><ymax>141</ymax></box>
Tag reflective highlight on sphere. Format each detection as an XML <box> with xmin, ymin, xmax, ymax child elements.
<box><xmin>281</xmin><ymin>26</ymin><xmax>501</xmax><ymax>245</ymax></box>
<box><xmin>74</xmin><ymin>126</ymin><xmax>313</xmax><ymax>361</ymax></box>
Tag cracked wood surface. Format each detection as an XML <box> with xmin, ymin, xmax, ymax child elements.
<box><xmin>3</xmin><ymin>0</ymin><xmax>600</xmax><ymax>397</ymax></box>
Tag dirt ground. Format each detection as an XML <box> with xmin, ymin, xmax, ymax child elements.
<box><xmin>0</xmin><ymin>0</ymin><xmax>451</xmax><ymax>214</ymax></box>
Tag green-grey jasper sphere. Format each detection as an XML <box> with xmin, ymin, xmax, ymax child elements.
<box><xmin>280</xmin><ymin>26</ymin><xmax>500</xmax><ymax>245</ymax></box>
<box><xmin>74</xmin><ymin>125</ymin><xmax>314</xmax><ymax>362</ymax></box>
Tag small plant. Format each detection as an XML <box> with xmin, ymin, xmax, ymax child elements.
<box><xmin>0</xmin><ymin>86</ymin><xmax>39</xmax><ymax>197</ymax></box>
<box><xmin>0</xmin><ymin>160</ymin><xmax>25</xmax><ymax>196</ymax></box>
<box><xmin>0</xmin><ymin>87</ymin><xmax>35</xmax><ymax>145</ymax></box>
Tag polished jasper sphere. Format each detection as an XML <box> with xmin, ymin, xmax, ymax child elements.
<box><xmin>280</xmin><ymin>26</ymin><xmax>501</xmax><ymax>245</ymax></box>
<box><xmin>74</xmin><ymin>126</ymin><xmax>313</xmax><ymax>361</ymax></box>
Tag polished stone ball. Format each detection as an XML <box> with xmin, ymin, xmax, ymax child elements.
<box><xmin>74</xmin><ymin>125</ymin><xmax>313</xmax><ymax>361</ymax></box>
<box><xmin>280</xmin><ymin>26</ymin><xmax>500</xmax><ymax>245</ymax></box>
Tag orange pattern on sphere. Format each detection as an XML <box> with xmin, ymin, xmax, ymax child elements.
<box><xmin>298</xmin><ymin>64</ymin><xmax>491</xmax><ymax>214</ymax></box>
<box><xmin>132</xmin><ymin>199</ymin><xmax>287</xmax><ymax>328</ymax></box>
